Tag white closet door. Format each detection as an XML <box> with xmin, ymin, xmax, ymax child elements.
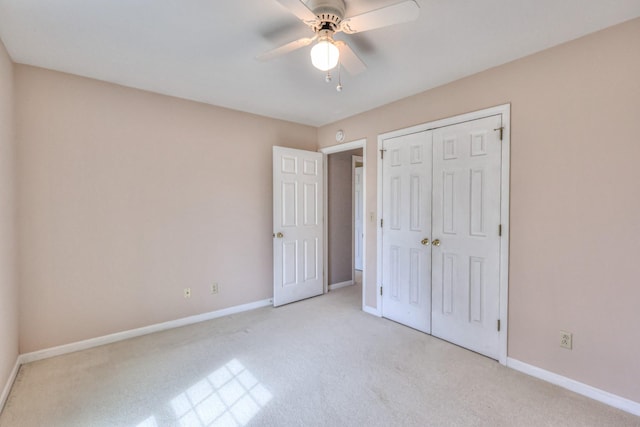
<box><xmin>431</xmin><ymin>115</ymin><xmax>502</xmax><ymax>359</ymax></box>
<box><xmin>381</xmin><ymin>132</ymin><xmax>432</xmax><ymax>333</ymax></box>
<box><xmin>273</xmin><ymin>146</ymin><xmax>324</xmax><ymax>307</ymax></box>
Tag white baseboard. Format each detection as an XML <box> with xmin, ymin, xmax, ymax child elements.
<box><xmin>1</xmin><ymin>357</ymin><xmax>21</xmax><ymax>412</ymax></box>
<box><xmin>328</xmin><ymin>280</ymin><xmax>353</xmax><ymax>291</ymax></box>
<box><xmin>20</xmin><ymin>298</ymin><xmax>273</xmax><ymax>364</ymax></box>
<box><xmin>507</xmin><ymin>357</ymin><xmax>640</xmax><ymax>416</ymax></box>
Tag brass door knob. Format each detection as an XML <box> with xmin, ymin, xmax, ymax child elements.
<box><xmin>432</xmin><ymin>239</ymin><xmax>441</xmax><ymax>247</ymax></box>
<box><xmin>421</xmin><ymin>238</ymin><xmax>430</xmax><ymax>246</ymax></box>
<box><xmin>276</xmin><ymin>232</ymin><xmax>284</xmax><ymax>238</ymax></box>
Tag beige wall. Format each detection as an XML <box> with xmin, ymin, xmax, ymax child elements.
<box><xmin>328</xmin><ymin>148</ymin><xmax>362</xmax><ymax>285</ymax></box>
<box><xmin>0</xmin><ymin>38</ymin><xmax>17</xmax><ymax>400</ymax></box>
<box><xmin>15</xmin><ymin>66</ymin><xmax>317</xmax><ymax>353</ymax></box>
<box><xmin>318</xmin><ymin>18</ymin><xmax>640</xmax><ymax>402</ymax></box>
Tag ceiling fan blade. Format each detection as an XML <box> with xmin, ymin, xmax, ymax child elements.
<box><xmin>274</xmin><ymin>0</ymin><xmax>319</xmax><ymax>26</ymax></box>
<box><xmin>335</xmin><ymin>41</ymin><xmax>367</xmax><ymax>75</ymax></box>
<box><xmin>256</xmin><ymin>37</ymin><xmax>316</xmax><ymax>61</ymax></box>
<box><xmin>339</xmin><ymin>0</ymin><xmax>420</xmax><ymax>34</ymax></box>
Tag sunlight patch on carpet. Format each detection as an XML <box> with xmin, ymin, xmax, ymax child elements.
<box><xmin>170</xmin><ymin>359</ymin><xmax>272</xmax><ymax>426</ymax></box>
<box><xmin>135</xmin><ymin>415</ymin><xmax>159</xmax><ymax>427</ymax></box>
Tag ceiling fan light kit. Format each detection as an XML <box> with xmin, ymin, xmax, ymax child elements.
<box><xmin>310</xmin><ymin>34</ymin><xmax>340</xmax><ymax>71</ymax></box>
<box><xmin>260</xmin><ymin>0</ymin><xmax>420</xmax><ymax>86</ymax></box>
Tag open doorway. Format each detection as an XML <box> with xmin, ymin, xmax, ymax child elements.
<box><xmin>320</xmin><ymin>139</ymin><xmax>367</xmax><ymax>310</ymax></box>
<box><xmin>327</xmin><ymin>148</ymin><xmax>362</xmax><ymax>290</ymax></box>
<box><xmin>353</xmin><ymin>155</ymin><xmax>364</xmax><ymax>285</ymax></box>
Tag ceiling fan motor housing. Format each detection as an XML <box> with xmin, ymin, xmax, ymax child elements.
<box><xmin>308</xmin><ymin>0</ymin><xmax>346</xmax><ymax>32</ymax></box>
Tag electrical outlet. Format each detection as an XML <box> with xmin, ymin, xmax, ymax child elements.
<box><xmin>211</xmin><ymin>282</ymin><xmax>219</xmax><ymax>295</ymax></box>
<box><xmin>560</xmin><ymin>330</ymin><xmax>572</xmax><ymax>349</ymax></box>
<box><xmin>184</xmin><ymin>288</ymin><xmax>191</xmax><ymax>298</ymax></box>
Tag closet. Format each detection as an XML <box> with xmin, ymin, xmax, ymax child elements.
<box><xmin>378</xmin><ymin>106</ymin><xmax>509</xmax><ymax>360</ymax></box>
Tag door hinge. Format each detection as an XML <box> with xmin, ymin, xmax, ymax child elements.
<box><xmin>380</xmin><ymin>218</ymin><xmax>383</xmax><ymax>228</ymax></box>
<box><xmin>497</xmin><ymin>319</ymin><xmax>501</xmax><ymax>332</ymax></box>
<box><xmin>380</xmin><ymin>149</ymin><xmax>386</xmax><ymax>159</ymax></box>
<box><xmin>498</xmin><ymin>224</ymin><xmax>502</xmax><ymax>236</ymax></box>
<box><xmin>380</xmin><ymin>286</ymin><xmax>383</xmax><ymax>296</ymax></box>
<box><xmin>494</xmin><ymin>126</ymin><xmax>504</xmax><ymax>141</ymax></box>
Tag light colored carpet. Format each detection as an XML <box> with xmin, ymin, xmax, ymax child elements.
<box><xmin>1</xmin><ymin>284</ymin><xmax>638</xmax><ymax>427</ymax></box>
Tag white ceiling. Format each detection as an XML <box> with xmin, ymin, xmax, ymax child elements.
<box><xmin>0</xmin><ymin>0</ymin><xmax>638</xmax><ymax>126</ymax></box>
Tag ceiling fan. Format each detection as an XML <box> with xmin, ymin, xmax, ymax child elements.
<box><xmin>258</xmin><ymin>0</ymin><xmax>420</xmax><ymax>82</ymax></box>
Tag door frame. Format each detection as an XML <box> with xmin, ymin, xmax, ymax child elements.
<box><xmin>320</xmin><ymin>139</ymin><xmax>368</xmax><ymax>313</ymax></box>
<box><xmin>376</xmin><ymin>104</ymin><xmax>511</xmax><ymax>365</ymax></box>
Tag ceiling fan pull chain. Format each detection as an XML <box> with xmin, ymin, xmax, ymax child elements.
<box><xmin>336</xmin><ymin>62</ymin><xmax>343</xmax><ymax>92</ymax></box>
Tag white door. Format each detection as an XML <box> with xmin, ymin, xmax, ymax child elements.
<box><xmin>431</xmin><ymin>115</ymin><xmax>502</xmax><ymax>359</ymax></box>
<box><xmin>381</xmin><ymin>132</ymin><xmax>432</xmax><ymax>333</ymax></box>
<box><xmin>354</xmin><ymin>162</ymin><xmax>364</xmax><ymax>271</ymax></box>
<box><xmin>273</xmin><ymin>146</ymin><xmax>324</xmax><ymax>307</ymax></box>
